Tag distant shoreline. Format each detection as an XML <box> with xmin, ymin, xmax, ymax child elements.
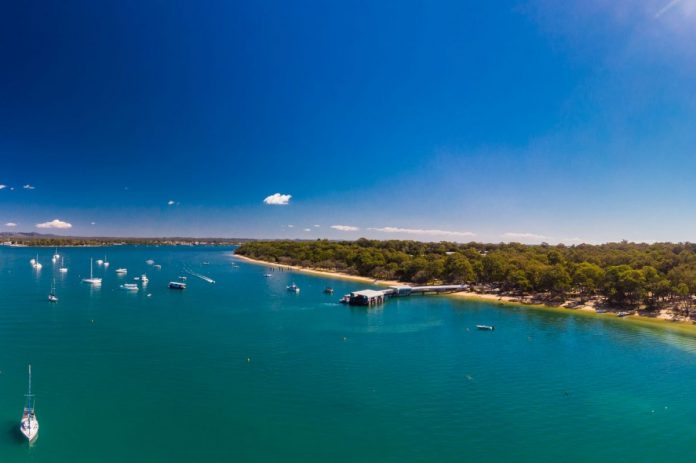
<box><xmin>233</xmin><ymin>254</ymin><xmax>696</xmax><ymax>336</ymax></box>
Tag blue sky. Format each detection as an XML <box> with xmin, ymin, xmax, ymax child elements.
<box><xmin>2</xmin><ymin>0</ymin><xmax>696</xmax><ymax>242</ymax></box>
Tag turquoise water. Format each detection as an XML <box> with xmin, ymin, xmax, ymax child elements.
<box><xmin>2</xmin><ymin>246</ymin><xmax>696</xmax><ymax>462</ymax></box>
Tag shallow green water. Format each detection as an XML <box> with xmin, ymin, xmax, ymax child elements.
<box><xmin>1</xmin><ymin>246</ymin><xmax>696</xmax><ymax>462</ymax></box>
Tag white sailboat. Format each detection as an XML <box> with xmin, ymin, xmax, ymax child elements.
<box><xmin>32</xmin><ymin>254</ymin><xmax>42</xmax><ymax>270</ymax></box>
<box><xmin>103</xmin><ymin>255</ymin><xmax>110</xmax><ymax>268</ymax></box>
<box><xmin>20</xmin><ymin>365</ymin><xmax>39</xmax><ymax>442</ymax></box>
<box><xmin>140</xmin><ymin>274</ymin><xmax>149</xmax><ymax>284</ymax></box>
<box><xmin>115</xmin><ymin>268</ymin><xmax>127</xmax><ymax>275</ymax></box>
<box><xmin>48</xmin><ymin>279</ymin><xmax>58</xmax><ymax>302</ymax></box>
<box><xmin>51</xmin><ymin>247</ymin><xmax>60</xmax><ymax>263</ymax></box>
<box><xmin>82</xmin><ymin>258</ymin><xmax>102</xmax><ymax>285</ymax></box>
<box><xmin>59</xmin><ymin>257</ymin><xmax>68</xmax><ymax>273</ymax></box>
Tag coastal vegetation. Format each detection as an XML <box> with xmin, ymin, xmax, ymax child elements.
<box><xmin>236</xmin><ymin>239</ymin><xmax>696</xmax><ymax>316</ymax></box>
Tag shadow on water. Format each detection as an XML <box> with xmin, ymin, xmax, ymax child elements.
<box><xmin>0</xmin><ymin>420</ymin><xmax>26</xmax><ymax>445</ymax></box>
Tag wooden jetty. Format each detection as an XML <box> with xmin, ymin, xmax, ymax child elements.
<box><xmin>344</xmin><ymin>284</ymin><xmax>467</xmax><ymax>306</ymax></box>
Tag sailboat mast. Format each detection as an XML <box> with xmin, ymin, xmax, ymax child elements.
<box><xmin>28</xmin><ymin>364</ymin><xmax>32</xmax><ymax>396</ymax></box>
<box><xmin>90</xmin><ymin>258</ymin><xmax>93</xmax><ymax>278</ymax></box>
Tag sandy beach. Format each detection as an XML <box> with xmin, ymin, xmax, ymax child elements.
<box><xmin>233</xmin><ymin>253</ymin><xmax>696</xmax><ymax>335</ymax></box>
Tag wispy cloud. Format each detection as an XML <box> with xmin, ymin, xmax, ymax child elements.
<box><xmin>23</xmin><ymin>184</ymin><xmax>35</xmax><ymax>190</ymax></box>
<box><xmin>331</xmin><ymin>225</ymin><xmax>360</xmax><ymax>232</ymax></box>
<box><xmin>36</xmin><ymin>219</ymin><xmax>72</xmax><ymax>229</ymax></box>
<box><xmin>503</xmin><ymin>232</ymin><xmax>550</xmax><ymax>241</ymax></box>
<box><xmin>90</xmin><ymin>222</ymin><xmax>96</xmax><ymax>225</ymax></box>
<box><xmin>167</xmin><ymin>200</ymin><xmax>176</xmax><ymax>206</ymax></box>
<box><xmin>287</xmin><ymin>224</ymin><xmax>294</xmax><ymax>228</ymax></box>
<box><xmin>303</xmin><ymin>228</ymin><xmax>311</xmax><ymax>232</ymax></box>
<box><xmin>0</xmin><ymin>185</ymin><xmax>6</xmax><ymax>190</ymax></box>
<box><xmin>369</xmin><ymin>226</ymin><xmax>475</xmax><ymax>237</ymax></box>
<box><xmin>655</xmin><ymin>0</ymin><xmax>685</xmax><ymax>18</ymax></box>
<box><xmin>263</xmin><ymin>193</ymin><xmax>292</xmax><ymax>205</ymax></box>
<box><xmin>5</xmin><ymin>222</ymin><xmax>17</xmax><ymax>227</ymax></box>
<box><xmin>313</xmin><ymin>224</ymin><xmax>320</xmax><ymax>228</ymax></box>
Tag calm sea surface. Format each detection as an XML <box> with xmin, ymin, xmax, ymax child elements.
<box><xmin>1</xmin><ymin>246</ymin><xmax>696</xmax><ymax>462</ymax></box>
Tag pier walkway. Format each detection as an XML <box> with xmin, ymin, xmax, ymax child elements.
<box><xmin>344</xmin><ymin>284</ymin><xmax>468</xmax><ymax>306</ymax></box>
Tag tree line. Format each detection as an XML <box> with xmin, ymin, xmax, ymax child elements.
<box><xmin>236</xmin><ymin>239</ymin><xmax>696</xmax><ymax>310</ymax></box>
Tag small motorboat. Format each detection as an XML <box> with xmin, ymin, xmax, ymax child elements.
<box><xmin>145</xmin><ymin>259</ymin><xmax>155</xmax><ymax>265</ymax></box>
<box><xmin>476</xmin><ymin>325</ymin><xmax>495</xmax><ymax>331</ymax></box>
<box><xmin>153</xmin><ymin>264</ymin><xmax>162</xmax><ymax>270</ymax></box>
<box><xmin>96</xmin><ymin>259</ymin><xmax>104</xmax><ymax>266</ymax></box>
<box><xmin>264</xmin><ymin>273</ymin><xmax>272</xmax><ymax>278</ymax></box>
<box><xmin>115</xmin><ymin>268</ymin><xmax>127</xmax><ymax>275</ymax></box>
<box><xmin>286</xmin><ymin>283</ymin><xmax>300</xmax><ymax>293</ymax></box>
<box><xmin>616</xmin><ymin>311</ymin><xmax>632</xmax><ymax>317</ymax></box>
<box><xmin>141</xmin><ymin>274</ymin><xmax>149</xmax><ymax>283</ymax></box>
<box><xmin>178</xmin><ymin>276</ymin><xmax>187</xmax><ymax>281</ymax></box>
<box><xmin>168</xmin><ymin>281</ymin><xmax>186</xmax><ymax>290</ymax></box>
<box><xmin>120</xmin><ymin>283</ymin><xmax>139</xmax><ymax>291</ymax></box>
<box><xmin>324</xmin><ymin>287</ymin><xmax>334</xmax><ymax>294</ymax></box>
<box><xmin>339</xmin><ymin>295</ymin><xmax>350</xmax><ymax>304</ymax></box>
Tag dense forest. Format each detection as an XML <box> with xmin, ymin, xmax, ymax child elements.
<box><xmin>236</xmin><ymin>239</ymin><xmax>696</xmax><ymax>311</ymax></box>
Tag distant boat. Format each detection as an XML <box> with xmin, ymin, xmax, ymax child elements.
<box><xmin>264</xmin><ymin>273</ymin><xmax>272</xmax><ymax>278</ymax></box>
<box><xmin>19</xmin><ymin>365</ymin><xmax>39</xmax><ymax>442</ymax></box>
<box><xmin>120</xmin><ymin>283</ymin><xmax>139</xmax><ymax>291</ymax></box>
<box><xmin>178</xmin><ymin>276</ymin><xmax>187</xmax><ymax>281</ymax></box>
<box><xmin>48</xmin><ymin>279</ymin><xmax>58</xmax><ymax>302</ymax></box>
<box><xmin>168</xmin><ymin>281</ymin><xmax>186</xmax><ymax>290</ymax></box>
<box><xmin>115</xmin><ymin>268</ymin><xmax>127</xmax><ymax>275</ymax></box>
<box><xmin>616</xmin><ymin>311</ymin><xmax>632</xmax><ymax>317</ymax></box>
<box><xmin>287</xmin><ymin>283</ymin><xmax>300</xmax><ymax>293</ymax></box>
<box><xmin>141</xmin><ymin>274</ymin><xmax>149</xmax><ymax>283</ymax></box>
<box><xmin>59</xmin><ymin>256</ymin><xmax>68</xmax><ymax>273</ymax></box>
<box><xmin>153</xmin><ymin>264</ymin><xmax>162</xmax><ymax>270</ymax></box>
<box><xmin>32</xmin><ymin>254</ymin><xmax>42</xmax><ymax>270</ymax></box>
<box><xmin>96</xmin><ymin>259</ymin><xmax>104</xmax><ymax>266</ymax></box>
<box><xmin>339</xmin><ymin>294</ymin><xmax>350</xmax><ymax>304</ymax></box>
<box><xmin>103</xmin><ymin>255</ymin><xmax>110</xmax><ymax>268</ymax></box>
<box><xmin>29</xmin><ymin>258</ymin><xmax>36</xmax><ymax>265</ymax></box>
<box><xmin>145</xmin><ymin>259</ymin><xmax>155</xmax><ymax>265</ymax></box>
<box><xmin>324</xmin><ymin>287</ymin><xmax>334</xmax><ymax>294</ymax></box>
<box><xmin>476</xmin><ymin>325</ymin><xmax>495</xmax><ymax>331</ymax></box>
<box><xmin>82</xmin><ymin>258</ymin><xmax>102</xmax><ymax>285</ymax></box>
<box><xmin>51</xmin><ymin>248</ymin><xmax>59</xmax><ymax>263</ymax></box>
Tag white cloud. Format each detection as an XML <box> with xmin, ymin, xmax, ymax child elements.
<box><xmin>90</xmin><ymin>222</ymin><xmax>96</xmax><ymax>225</ymax></box>
<box><xmin>5</xmin><ymin>222</ymin><xmax>17</xmax><ymax>227</ymax></box>
<box><xmin>0</xmin><ymin>185</ymin><xmax>6</xmax><ymax>190</ymax></box>
<box><xmin>313</xmin><ymin>224</ymin><xmax>320</xmax><ymax>228</ymax></box>
<box><xmin>287</xmin><ymin>224</ymin><xmax>294</xmax><ymax>228</ymax></box>
<box><xmin>167</xmin><ymin>200</ymin><xmax>176</xmax><ymax>206</ymax></box>
<box><xmin>331</xmin><ymin>225</ymin><xmax>360</xmax><ymax>232</ymax></box>
<box><xmin>36</xmin><ymin>219</ymin><xmax>72</xmax><ymax>229</ymax></box>
<box><xmin>23</xmin><ymin>184</ymin><xmax>35</xmax><ymax>190</ymax></box>
<box><xmin>304</xmin><ymin>228</ymin><xmax>311</xmax><ymax>232</ymax></box>
<box><xmin>369</xmin><ymin>226</ymin><xmax>475</xmax><ymax>237</ymax></box>
<box><xmin>503</xmin><ymin>232</ymin><xmax>550</xmax><ymax>241</ymax></box>
<box><xmin>263</xmin><ymin>193</ymin><xmax>292</xmax><ymax>205</ymax></box>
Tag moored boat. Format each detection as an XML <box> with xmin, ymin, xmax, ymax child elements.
<box><xmin>324</xmin><ymin>287</ymin><xmax>334</xmax><ymax>294</ymax></box>
<box><xmin>59</xmin><ymin>256</ymin><xmax>68</xmax><ymax>273</ymax></box>
<box><xmin>115</xmin><ymin>268</ymin><xmax>127</xmax><ymax>275</ymax></box>
<box><xmin>287</xmin><ymin>283</ymin><xmax>300</xmax><ymax>293</ymax></box>
<box><xmin>48</xmin><ymin>279</ymin><xmax>58</xmax><ymax>302</ymax></box>
<box><xmin>120</xmin><ymin>283</ymin><xmax>139</xmax><ymax>291</ymax></box>
<box><xmin>82</xmin><ymin>258</ymin><xmax>102</xmax><ymax>285</ymax></box>
<box><xmin>168</xmin><ymin>281</ymin><xmax>186</xmax><ymax>290</ymax></box>
<box><xmin>476</xmin><ymin>325</ymin><xmax>495</xmax><ymax>331</ymax></box>
<box><xmin>19</xmin><ymin>365</ymin><xmax>39</xmax><ymax>442</ymax></box>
